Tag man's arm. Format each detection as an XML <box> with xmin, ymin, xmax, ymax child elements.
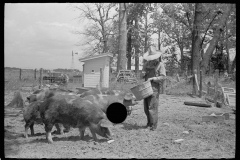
<box><xmin>148</xmin><ymin>75</ymin><xmax>166</xmax><ymax>82</ymax></box>
<box><xmin>148</xmin><ymin>62</ymin><xmax>166</xmax><ymax>82</ymax></box>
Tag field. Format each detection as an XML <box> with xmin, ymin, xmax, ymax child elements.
<box><xmin>4</xmin><ymin>68</ymin><xmax>236</xmax><ymax>158</ymax></box>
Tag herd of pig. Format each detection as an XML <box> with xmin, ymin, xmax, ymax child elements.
<box><xmin>19</xmin><ymin>87</ymin><xmax>138</xmax><ymax>143</ymax></box>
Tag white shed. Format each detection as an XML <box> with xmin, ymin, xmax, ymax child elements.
<box><xmin>79</xmin><ymin>53</ymin><xmax>113</xmax><ymax>88</ymax></box>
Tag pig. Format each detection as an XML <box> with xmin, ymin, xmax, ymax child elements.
<box><xmin>26</xmin><ymin>88</ymin><xmax>53</xmax><ymax>103</ymax></box>
<box><xmin>26</xmin><ymin>88</ymin><xmax>77</xmax><ymax>103</ymax></box>
<box><xmin>80</xmin><ymin>89</ymin><xmax>138</xmax><ymax>116</ymax></box>
<box><xmin>23</xmin><ymin>101</ymin><xmax>43</xmax><ymax>138</ymax></box>
<box><xmin>39</xmin><ymin>94</ymin><xmax>113</xmax><ymax>143</ymax></box>
<box><xmin>79</xmin><ymin>87</ymin><xmax>115</xmax><ymax>98</ymax></box>
<box><xmin>23</xmin><ymin>100</ymin><xmax>70</xmax><ymax>138</ymax></box>
<box><xmin>25</xmin><ymin>89</ymin><xmax>71</xmax><ymax>135</ymax></box>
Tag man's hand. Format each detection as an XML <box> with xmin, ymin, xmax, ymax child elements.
<box><xmin>148</xmin><ymin>76</ymin><xmax>166</xmax><ymax>82</ymax></box>
<box><xmin>148</xmin><ymin>77</ymin><xmax>156</xmax><ymax>82</ymax></box>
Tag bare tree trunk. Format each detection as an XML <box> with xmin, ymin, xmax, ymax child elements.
<box><xmin>134</xmin><ymin>17</ymin><xmax>139</xmax><ymax>73</ymax></box>
<box><xmin>103</xmin><ymin>35</ymin><xmax>108</xmax><ymax>53</ymax></box>
<box><xmin>144</xmin><ymin>10</ymin><xmax>148</xmax><ymax>52</ymax></box>
<box><xmin>117</xmin><ymin>3</ymin><xmax>127</xmax><ymax>71</ymax></box>
<box><xmin>127</xmin><ymin>20</ymin><xmax>132</xmax><ymax>70</ymax></box>
<box><xmin>180</xmin><ymin>44</ymin><xmax>184</xmax><ymax>76</ymax></box>
<box><xmin>191</xmin><ymin>3</ymin><xmax>204</xmax><ymax>95</ymax></box>
<box><xmin>158</xmin><ymin>29</ymin><xmax>161</xmax><ymax>50</ymax></box>
<box><xmin>225</xmin><ymin>23</ymin><xmax>231</xmax><ymax>74</ymax></box>
<box><xmin>200</xmin><ymin>4</ymin><xmax>233</xmax><ymax>75</ymax></box>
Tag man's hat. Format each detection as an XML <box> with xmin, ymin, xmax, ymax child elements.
<box><xmin>143</xmin><ymin>46</ymin><xmax>167</xmax><ymax>61</ymax></box>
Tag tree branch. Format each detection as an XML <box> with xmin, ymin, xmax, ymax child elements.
<box><xmin>164</xmin><ymin>30</ymin><xmax>178</xmax><ymax>44</ymax></box>
<box><xmin>200</xmin><ymin>12</ymin><xmax>220</xmax><ymax>50</ymax></box>
<box><xmin>162</xmin><ymin>7</ymin><xmax>190</xmax><ymax>30</ymax></box>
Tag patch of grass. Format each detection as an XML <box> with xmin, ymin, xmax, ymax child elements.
<box><xmin>165</xmin><ymin>80</ymin><xmax>193</xmax><ymax>96</ymax></box>
<box><xmin>165</xmin><ymin>75</ymin><xmax>236</xmax><ymax>96</ymax></box>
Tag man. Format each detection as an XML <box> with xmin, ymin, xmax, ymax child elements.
<box><xmin>142</xmin><ymin>44</ymin><xmax>167</xmax><ymax>131</ymax></box>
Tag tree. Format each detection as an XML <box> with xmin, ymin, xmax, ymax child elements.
<box><xmin>127</xmin><ymin>16</ymin><xmax>133</xmax><ymax>70</ymax></box>
<box><xmin>152</xmin><ymin>3</ymin><xmax>193</xmax><ymax>75</ymax></box>
<box><xmin>117</xmin><ymin>3</ymin><xmax>128</xmax><ymax>71</ymax></box>
<box><xmin>126</xmin><ymin>3</ymin><xmax>154</xmax><ymax>72</ymax></box>
<box><xmin>191</xmin><ymin>3</ymin><xmax>205</xmax><ymax>94</ymax></box>
<box><xmin>200</xmin><ymin>4</ymin><xmax>233</xmax><ymax>75</ymax></box>
<box><xmin>71</xmin><ymin>3</ymin><xmax>117</xmax><ymax>55</ymax></box>
<box><xmin>223</xmin><ymin>4</ymin><xmax>235</xmax><ymax>74</ymax></box>
<box><xmin>134</xmin><ymin>16</ymin><xmax>140</xmax><ymax>73</ymax></box>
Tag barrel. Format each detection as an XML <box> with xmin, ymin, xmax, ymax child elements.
<box><xmin>130</xmin><ymin>81</ymin><xmax>153</xmax><ymax>101</ymax></box>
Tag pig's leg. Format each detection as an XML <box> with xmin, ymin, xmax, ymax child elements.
<box><xmin>30</xmin><ymin>123</ymin><xmax>34</xmax><ymax>136</ymax></box>
<box><xmin>24</xmin><ymin>122</ymin><xmax>30</xmax><ymax>138</ymax></box>
<box><xmin>45</xmin><ymin>123</ymin><xmax>54</xmax><ymax>143</ymax></box>
<box><xmin>55</xmin><ymin>123</ymin><xmax>64</xmax><ymax>135</ymax></box>
<box><xmin>89</xmin><ymin>127</ymin><xmax>98</xmax><ymax>142</ymax></box>
<box><xmin>78</xmin><ymin>127</ymin><xmax>86</xmax><ymax>140</ymax></box>
<box><xmin>24</xmin><ymin>121</ymin><xmax>34</xmax><ymax>138</ymax></box>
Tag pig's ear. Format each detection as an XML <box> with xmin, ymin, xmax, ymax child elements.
<box><xmin>100</xmin><ymin>119</ymin><xmax>113</xmax><ymax>127</ymax></box>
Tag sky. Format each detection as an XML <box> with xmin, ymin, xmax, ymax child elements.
<box><xmin>5</xmin><ymin>3</ymin><xmax>86</xmax><ymax>70</ymax></box>
<box><xmin>5</xmin><ymin>3</ymin><xmax>235</xmax><ymax>71</ymax></box>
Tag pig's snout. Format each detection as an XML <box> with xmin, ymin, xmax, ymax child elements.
<box><xmin>132</xmin><ymin>99</ymin><xmax>138</xmax><ymax>105</ymax></box>
<box><xmin>26</xmin><ymin>97</ymin><xmax>30</xmax><ymax>102</ymax></box>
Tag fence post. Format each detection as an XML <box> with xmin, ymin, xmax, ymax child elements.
<box><xmin>34</xmin><ymin>69</ymin><xmax>37</xmax><ymax>80</ymax></box>
<box><xmin>19</xmin><ymin>69</ymin><xmax>22</xmax><ymax>80</ymax></box>
<box><xmin>39</xmin><ymin>68</ymin><xmax>43</xmax><ymax>89</ymax></box>
<box><xmin>100</xmin><ymin>68</ymin><xmax>103</xmax><ymax>88</ymax></box>
<box><xmin>199</xmin><ymin>70</ymin><xmax>202</xmax><ymax>98</ymax></box>
<box><xmin>176</xmin><ymin>73</ymin><xmax>180</xmax><ymax>82</ymax></box>
<box><xmin>214</xmin><ymin>69</ymin><xmax>219</xmax><ymax>107</ymax></box>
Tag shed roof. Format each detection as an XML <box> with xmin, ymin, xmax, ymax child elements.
<box><xmin>79</xmin><ymin>53</ymin><xmax>113</xmax><ymax>62</ymax></box>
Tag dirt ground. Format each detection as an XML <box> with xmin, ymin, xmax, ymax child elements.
<box><xmin>4</xmin><ymin>90</ymin><xmax>235</xmax><ymax>158</ymax></box>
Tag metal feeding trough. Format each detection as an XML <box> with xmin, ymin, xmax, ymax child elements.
<box><xmin>130</xmin><ymin>80</ymin><xmax>153</xmax><ymax>101</ymax></box>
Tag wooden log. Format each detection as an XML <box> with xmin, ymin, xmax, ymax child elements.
<box><xmin>184</xmin><ymin>101</ymin><xmax>211</xmax><ymax>108</ymax></box>
<box><xmin>202</xmin><ymin>115</ymin><xmax>224</xmax><ymax>123</ymax></box>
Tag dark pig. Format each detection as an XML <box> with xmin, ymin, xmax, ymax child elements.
<box><xmin>23</xmin><ymin>100</ymin><xmax>66</xmax><ymax>138</ymax></box>
<box><xmin>23</xmin><ymin>101</ymin><xmax>43</xmax><ymax>138</ymax></box>
<box><xmin>26</xmin><ymin>88</ymin><xmax>76</xmax><ymax>103</ymax></box>
<box><xmin>80</xmin><ymin>87</ymin><xmax>115</xmax><ymax>98</ymax></box>
<box><xmin>39</xmin><ymin>94</ymin><xmax>113</xmax><ymax>143</ymax></box>
<box><xmin>81</xmin><ymin>90</ymin><xmax>138</xmax><ymax>116</ymax></box>
<box><xmin>26</xmin><ymin>88</ymin><xmax>53</xmax><ymax>103</ymax></box>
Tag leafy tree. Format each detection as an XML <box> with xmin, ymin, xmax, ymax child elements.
<box><xmin>200</xmin><ymin>3</ymin><xmax>234</xmax><ymax>75</ymax></box>
<box><xmin>126</xmin><ymin>3</ymin><xmax>154</xmax><ymax>73</ymax></box>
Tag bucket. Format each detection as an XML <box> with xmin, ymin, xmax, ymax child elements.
<box><xmin>130</xmin><ymin>81</ymin><xmax>153</xmax><ymax>101</ymax></box>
